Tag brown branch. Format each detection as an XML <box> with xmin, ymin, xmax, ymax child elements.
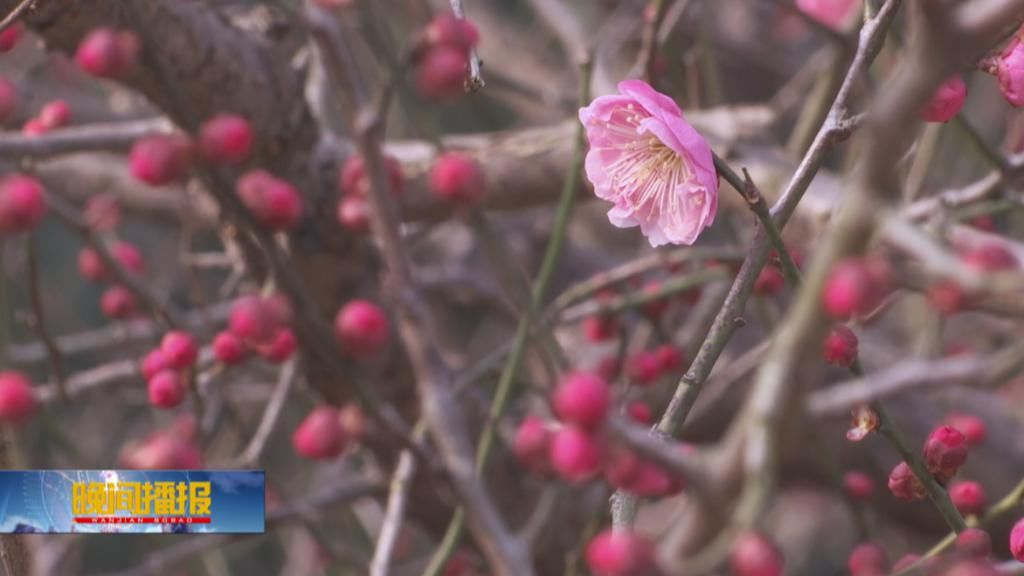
<box><xmin>25</xmin><ymin>234</ymin><xmax>67</xmax><ymax>401</ymax></box>
<box><xmin>228</xmin><ymin>360</ymin><xmax>298</xmax><ymax>468</ymax></box>
<box><xmin>0</xmin><ymin>119</ymin><xmax>172</xmax><ymax>159</ymax></box>
<box><xmin>0</xmin><ymin>0</ymin><xmax>32</xmax><ymax>34</ymax></box>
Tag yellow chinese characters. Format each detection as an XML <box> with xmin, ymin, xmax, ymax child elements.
<box><xmin>72</xmin><ymin>481</ymin><xmax>212</xmax><ymax>518</ymax></box>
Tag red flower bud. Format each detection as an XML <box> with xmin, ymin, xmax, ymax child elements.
<box><xmin>0</xmin><ymin>174</ymin><xmax>47</xmax><ymax>235</ymax></box>
<box><xmin>101</xmin><ymin>285</ymin><xmax>138</xmax><ymax>319</ymax></box>
<box><xmin>75</xmin><ymin>28</ymin><xmax>139</xmax><ymax>78</ymax></box>
<box><xmin>823</xmin><ymin>324</ymin><xmax>858</xmax><ymax>367</ymax></box>
<box><xmin>147</xmin><ymin>370</ymin><xmax>186</xmax><ymax>409</ymax></box>
<box><xmin>949</xmin><ymin>480</ymin><xmax>986</xmax><ymax>517</ymax></box>
<box><xmin>822</xmin><ymin>257</ymin><xmax>890</xmax><ymax>320</ymax></box>
<box><xmin>336</xmin><ymin>193</ymin><xmax>370</xmax><ymax>233</ymax></box>
<box><xmin>955</xmin><ymin>528</ymin><xmax>992</xmax><ymax>559</ymax></box>
<box><xmin>584</xmin><ymin>530</ymin><xmax>655</xmax><ymax>576</ymax></box>
<box><xmin>0</xmin><ymin>22</ymin><xmax>23</xmax><ymax>52</ymax></box>
<box><xmin>999</xmin><ymin>39</ymin><xmax>1024</xmax><ymax>108</ymax></box>
<box><xmin>549</xmin><ymin>426</ymin><xmax>604</xmax><ymax>483</ymax></box>
<box><xmin>923</xmin><ymin>425</ymin><xmax>968</xmax><ymax>481</ymax></box>
<box><xmin>754</xmin><ymin>265</ymin><xmax>784</xmax><ymax>296</ymax></box>
<box><xmin>653</xmin><ymin>344</ymin><xmax>683</xmax><ymax>372</ymax></box>
<box><xmin>583</xmin><ymin>314</ymin><xmax>619</xmax><ymax>343</ymax></box>
<box><xmin>256</xmin><ymin>329</ymin><xmax>296</xmax><ymax>364</ymax></box>
<box><xmin>1012</xmin><ymin>517</ymin><xmax>1024</xmax><ymax>562</ymax></box>
<box><xmin>129</xmin><ymin>134</ymin><xmax>193</xmax><ymax>186</ymax></box>
<box><xmin>920</xmin><ymin>76</ymin><xmax>967</xmax><ymax>123</ymax></box>
<box><xmin>416</xmin><ymin>46</ymin><xmax>469</xmax><ymax>101</ymax></box>
<box><xmin>339</xmin><ymin>154</ymin><xmax>404</xmax><ymax>196</ymax></box>
<box><xmin>212</xmin><ymin>332</ymin><xmax>248</xmax><ymax>365</ymax></box>
<box><xmin>842</xmin><ymin>470</ymin><xmax>875</xmax><ymax>501</ymax></box>
<box><xmin>944</xmin><ymin>412</ymin><xmax>987</xmax><ymax>446</ymax></box>
<box><xmin>235</xmin><ymin>170</ymin><xmax>304</xmax><ymax>231</ymax></box>
<box><xmin>0</xmin><ymin>372</ymin><xmax>36</xmax><ymax>424</ymax></box>
<box><xmin>625</xmin><ymin>351</ymin><xmax>661</xmax><ymax>387</ymax></box>
<box><xmin>334</xmin><ymin>299</ymin><xmax>390</xmax><ymax>358</ymax></box>
<box><xmin>927</xmin><ymin>280</ymin><xmax>966</xmax><ymax>315</ymax></box>
<box><xmin>513</xmin><ymin>416</ymin><xmax>552</xmax><ymax>475</ymax></box>
<box><xmin>960</xmin><ymin>242</ymin><xmax>1018</xmax><ymax>272</ymax></box>
<box><xmin>626</xmin><ymin>401</ymin><xmax>653</xmax><ymax>425</ymax></box>
<box><xmin>160</xmin><ymin>331</ymin><xmax>199</xmax><ymax>370</ymax></box>
<box><xmin>293</xmin><ymin>406</ymin><xmax>347</xmax><ymax>460</ymax></box>
<box><xmin>198</xmin><ymin>114</ymin><xmax>253</xmax><ymax>165</ymax></box>
<box><xmin>229</xmin><ymin>294</ymin><xmax>290</xmax><ymax>347</ymax></box>
<box><xmin>888</xmin><ymin>461</ymin><xmax>925</xmax><ymax>501</ymax></box>
<box><xmin>38</xmin><ymin>100</ymin><xmax>71</xmax><ymax>130</ymax></box>
<box><xmin>730</xmin><ymin>531</ymin><xmax>784</xmax><ymax>576</ymax></box>
<box><xmin>552</xmin><ymin>372</ymin><xmax>610</xmax><ymax>430</ymax></box>
<box><xmin>847</xmin><ymin>542</ymin><xmax>887</xmax><ymax>576</ymax></box>
<box><xmin>423</xmin><ymin>14</ymin><xmax>479</xmax><ymax>53</ymax></box>
<box><xmin>429</xmin><ymin>152</ymin><xmax>484</xmax><ymax>203</ymax></box>
<box><xmin>141</xmin><ymin>349</ymin><xmax>168</xmax><ymax>380</ymax></box>
<box><xmin>83</xmin><ymin>193</ymin><xmax>120</xmax><ymax>232</ymax></box>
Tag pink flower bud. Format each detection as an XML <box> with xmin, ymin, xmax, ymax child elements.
<box><xmin>843</xmin><ymin>470</ymin><xmax>875</xmax><ymax>501</ymax></box>
<box><xmin>583</xmin><ymin>314</ymin><xmax>619</xmax><ymax>343</ymax></box>
<box><xmin>653</xmin><ymin>344</ymin><xmax>683</xmax><ymax>372</ymax></box>
<box><xmin>160</xmin><ymin>331</ymin><xmax>199</xmax><ymax>370</ymax></box>
<box><xmin>429</xmin><ymin>152</ymin><xmax>484</xmax><ymax>203</ymax></box>
<box><xmin>22</xmin><ymin>118</ymin><xmax>47</xmax><ymax>136</ymax></box>
<box><xmin>229</xmin><ymin>295</ymin><xmax>289</xmax><ymax>347</ymax></box>
<box><xmin>293</xmin><ymin>406</ymin><xmax>347</xmax><ymax>460</ymax></box>
<box><xmin>38</xmin><ymin>100</ymin><xmax>71</xmax><ymax>130</ymax></box>
<box><xmin>920</xmin><ymin>76</ymin><xmax>967</xmax><ymax>123</ymax></box>
<box><xmin>513</xmin><ymin>416</ymin><xmax>553</xmax><ymax>475</ymax></box>
<box><xmin>0</xmin><ymin>174</ymin><xmax>47</xmax><ymax>235</ymax></box>
<box><xmin>255</xmin><ymin>329</ymin><xmax>296</xmax><ymax>364</ymax></box>
<box><xmin>0</xmin><ymin>76</ymin><xmax>16</xmax><ymax>123</ymax></box>
<box><xmin>235</xmin><ymin>170</ymin><xmax>304</xmax><ymax>231</ymax></box>
<box><xmin>121</xmin><ymin>431</ymin><xmax>200</xmax><ymax>470</ymax></box>
<box><xmin>141</xmin><ymin>349</ymin><xmax>168</xmax><ymax>380</ymax></box>
<box><xmin>416</xmin><ymin>46</ymin><xmax>468</xmax><ymax>101</ymax></box>
<box><xmin>823</xmin><ymin>324</ymin><xmax>858</xmax><ymax>367</ymax></box>
<box><xmin>848</xmin><ymin>542</ymin><xmax>887</xmax><ymax>576</ymax></box>
<box><xmin>0</xmin><ymin>22</ymin><xmax>23</xmax><ymax>52</ymax></box>
<box><xmin>943</xmin><ymin>559</ymin><xmax>1000</xmax><ymax>576</ymax></box>
<box><xmin>822</xmin><ymin>257</ymin><xmax>890</xmax><ymax>320</ymax></box>
<box><xmin>796</xmin><ymin>0</ymin><xmax>858</xmax><ymax>30</ymax></box>
<box><xmin>923</xmin><ymin>425</ymin><xmax>968</xmax><ymax>481</ymax></box>
<box><xmin>888</xmin><ymin>461</ymin><xmax>925</xmax><ymax>501</ymax></box>
<box><xmin>960</xmin><ymin>242</ymin><xmax>1018</xmax><ymax>272</ymax></box>
<box><xmin>147</xmin><ymin>370</ymin><xmax>187</xmax><ymax>408</ymax></box>
<box><xmin>198</xmin><ymin>114</ymin><xmax>253</xmax><ymax>165</ymax></box>
<box><xmin>626</xmin><ymin>401</ymin><xmax>653</xmax><ymax>425</ymax></box>
<box><xmin>999</xmin><ymin>39</ymin><xmax>1024</xmax><ymax>108</ymax></box>
<box><xmin>955</xmin><ymin>528</ymin><xmax>992</xmax><ymax>559</ymax></box>
<box><xmin>76</xmin><ymin>28</ymin><xmax>139</xmax><ymax>78</ymax></box>
<box><xmin>101</xmin><ymin>285</ymin><xmax>138</xmax><ymax>319</ymax></box>
<box><xmin>336</xmin><ymin>193</ymin><xmax>370</xmax><ymax>233</ymax></box>
<box><xmin>552</xmin><ymin>372</ymin><xmax>610</xmax><ymax>430</ymax></box>
<box><xmin>944</xmin><ymin>412</ymin><xmax>987</xmax><ymax>446</ymax></box>
<box><xmin>549</xmin><ymin>426</ymin><xmax>604</xmax><ymax>483</ymax></box>
<box><xmin>949</xmin><ymin>480</ymin><xmax>986</xmax><ymax>516</ymax></box>
<box><xmin>754</xmin><ymin>265</ymin><xmax>784</xmax><ymax>296</ymax></box>
<box><xmin>0</xmin><ymin>372</ymin><xmax>36</xmax><ymax>424</ymax></box>
<box><xmin>730</xmin><ymin>531</ymin><xmax>784</xmax><ymax>576</ymax></box>
<box><xmin>423</xmin><ymin>14</ymin><xmax>479</xmax><ymax>53</ymax></box>
<box><xmin>213</xmin><ymin>332</ymin><xmax>248</xmax><ymax>365</ymax></box>
<box><xmin>334</xmin><ymin>299</ymin><xmax>390</xmax><ymax>358</ymax></box>
<box><xmin>625</xmin><ymin>351</ymin><xmax>661</xmax><ymax>387</ymax></box>
<box><xmin>130</xmin><ymin>134</ymin><xmax>193</xmax><ymax>186</ymax></box>
<box><xmin>584</xmin><ymin>530</ymin><xmax>655</xmax><ymax>576</ymax></box>
<box><xmin>927</xmin><ymin>280</ymin><xmax>966</xmax><ymax>315</ymax></box>
<box><xmin>339</xmin><ymin>154</ymin><xmax>404</xmax><ymax>196</ymax></box>
<box><xmin>1012</xmin><ymin>517</ymin><xmax>1024</xmax><ymax>562</ymax></box>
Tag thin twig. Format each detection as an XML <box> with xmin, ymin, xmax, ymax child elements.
<box><xmin>448</xmin><ymin>0</ymin><xmax>484</xmax><ymax>91</ymax></box>
<box><xmin>26</xmin><ymin>234</ymin><xmax>67</xmax><ymax>401</ymax></box>
<box><xmin>0</xmin><ymin>0</ymin><xmax>34</xmax><ymax>34</ymax></box>
<box><xmin>231</xmin><ymin>360</ymin><xmax>298</xmax><ymax>468</ymax></box>
<box><xmin>0</xmin><ymin>118</ymin><xmax>172</xmax><ymax>158</ymax></box>
<box><xmin>371</xmin><ymin>426</ymin><xmax>426</xmax><ymax>576</ymax></box>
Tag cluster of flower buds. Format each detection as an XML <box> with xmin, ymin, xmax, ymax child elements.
<box><xmin>413</xmin><ymin>14</ymin><xmax>480</xmax><ymax>101</ymax></box>
<box><xmin>335</xmin><ymin>153</ymin><xmax>403</xmax><ymax>233</ymax></box>
<box><xmin>888</xmin><ymin>424</ymin><xmax>969</xmax><ymax>501</ymax></box>
<box><xmin>292</xmin><ymin>403</ymin><xmax>366</xmax><ymax>461</ymax></box>
<box><xmin>216</xmin><ymin>293</ymin><xmax>297</xmax><ymax>366</ymax></box>
<box><xmin>78</xmin><ymin>240</ymin><xmax>144</xmax><ymax>319</ymax></box>
<box><xmin>140</xmin><ymin>331</ymin><xmax>200</xmax><ymax>409</ymax></box>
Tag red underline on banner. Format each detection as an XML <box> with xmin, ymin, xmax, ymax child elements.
<box><xmin>73</xmin><ymin>517</ymin><xmax>212</xmax><ymax>524</ymax></box>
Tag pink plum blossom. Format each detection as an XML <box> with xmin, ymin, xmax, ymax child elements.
<box><xmin>920</xmin><ymin>76</ymin><xmax>967</xmax><ymax>123</ymax></box>
<box><xmin>999</xmin><ymin>38</ymin><xmax>1024</xmax><ymax>108</ymax></box>
<box><xmin>796</xmin><ymin>0</ymin><xmax>858</xmax><ymax>31</ymax></box>
<box><xmin>579</xmin><ymin>80</ymin><xmax>718</xmax><ymax>247</ymax></box>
